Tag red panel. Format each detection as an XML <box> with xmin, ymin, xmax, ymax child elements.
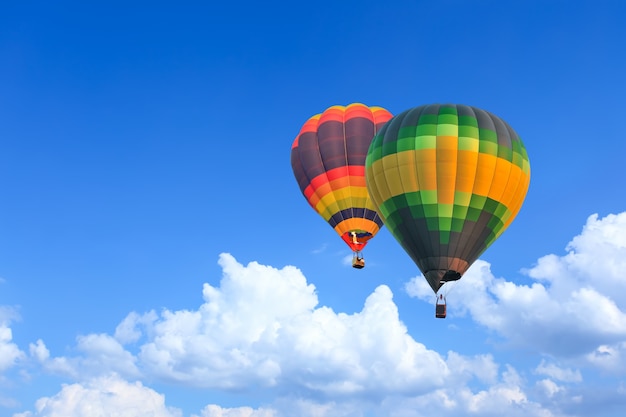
<box><xmin>326</xmin><ymin>166</ymin><xmax>349</xmax><ymax>182</ymax></box>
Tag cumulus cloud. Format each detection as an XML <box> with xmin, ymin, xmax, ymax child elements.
<box><xmin>192</xmin><ymin>404</ymin><xmax>275</xmax><ymax>417</ymax></box>
<box><xmin>0</xmin><ymin>308</ymin><xmax>25</xmax><ymax>373</ymax></box>
<box><xmin>368</xmin><ymin>364</ymin><xmax>561</xmax><ymax>417</ymax></box>
<box><xmin>19</xmin><ymin>232</ymin><xmax>626</xmax><ymax>417</ymax></box>
<box><xmin>14</xmin><ymin>374</ymin><xmax>182</xmax><ymax>417</ymax></box>
<box><xmin>30</xmin><ymin>334</ymin><xmax>140</xmax><ymax>379</ymax></box>
<box><xmin>535</xmin><ymin>361</ymin><xmax>582</xmax><ymax>383</ymax></box>
<box><xmin>113</xmin><ymin>254</ymin><xmax>448</xmax><ymax>396</ymax></box>
<box><xmin>22</xmin><ymin>254</ymin><xmax>449</xmax><ymax>400</ymax></box>
<box><xmin>406</xmin><ymin>212</ymin><xmax>626</xmax><ymax>363</ymax></box>
<box><xmin>15</xmin><ymin>252</ymin><xmax>571</xmax><ymax>417</ymax></box>
<box><xmin>18</xmin><ymin>369</ymin><xmax>559</xmax><ymax>417</ymax></box>
<box><xmin>528</xmin><ymin>213</ymin><xmax>626</xmax><ymax>304</ymax></box>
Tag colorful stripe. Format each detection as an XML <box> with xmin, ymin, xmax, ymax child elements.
<box><xmin>291</xmin><ymin>103</ymin><xmax>393</xmax><ymax>251</ymax></box>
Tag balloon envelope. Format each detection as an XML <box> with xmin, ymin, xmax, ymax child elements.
<box><xmin>291</xmin><ymin>103</ymin><xmax>393</xmax><ymax>252</ymax></box>
<box><xmin>365</xmin><ymin>104</ymin><xmax>530</xmax><ymax>292</ymax></box>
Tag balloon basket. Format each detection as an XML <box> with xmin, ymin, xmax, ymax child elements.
<box><xmin>352</xmin><ymin>258</ymin><xmax>365</xmax><ymax>269</ymax></box>
<box><xmin>436</xmin><ymin>294</ymin><xmax>447</xmax><ymax>318</ymax></box>
<box><xmin>435</xmin><ymin>304</ymin><xmax>447</xmax><ymax>319</ymax></box>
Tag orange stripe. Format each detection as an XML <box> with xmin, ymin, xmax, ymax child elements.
<box><xmin>486</xmin><ymin>158</ymin><xmax>513</xmax><ymax>202</ymax></box>
<box><xmin>473</xmin><ymin>153</ymin><xmax>497</xmax><ymax>196</ymax></box>
<box><xmin>499</xmin><ymin>165</ymin><xmax>522</xmax><ymax>208</ymax></box>
<box><xmin>334</xmin><ymin>218</ymin><xmax>380</xmax><ymax>237</ymax></box>
<box><xmin>345</xmin><ymin>103</ymin><xmax>374</xmax><ymax>122</ymax></box>
<box><xmin>298</xmin><ymin>115</ymin><xmax>320</xmax><ymax>135</ymax></box>
<box><xmin>455</xmin><ymin>150</ymin><xmax>478</xmax><ymax>193</ymax></box>
<box><xmin>319</xmin><ymin>106</ymin><xmax>345</xmax><ymax>124</ymax></box>
<box><xmin>371</xmin><ymin>107</ymin><xmax>394</xmax><ymax>125</ymax></box>
<box><xmin>416</xmin><ymin>148</ymin><xmax>437</xmax><ymax>190</ymax></box>
<box><xmin>436</xmin><ymin>136</ymin><xmax>457</xmax><ymax>204</ymax></box>
<box><xmin>292</xmin><ymin>115</ymin><xmax>320</xmax><ymax>149</ymax></box>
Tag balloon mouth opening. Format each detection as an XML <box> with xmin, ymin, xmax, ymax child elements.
<box><xmin>425</xmin><ymin>270</ymin><xmax>462</xmax><ymax>293</ymax></box>
<box><xmin>440</xmin><ymin>270</ymin><xmax>462</xmax><ymax>283</ymax></box>
<box><xmin>341</xmin><ymin>231</ymin><xmax>373</xmax><ymax>252</ymax></box>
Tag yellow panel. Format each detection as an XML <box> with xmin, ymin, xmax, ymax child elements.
<box><xmin>332</xmin><ymin>187</ymin><xmax>353</xmax><ymax>211</ymax></box>
<box><xmin>372</xmin><ymin>170</ymin><xmax>394</xmax><ymax>204</ymax></box>
<box><xmin>316</xmin><ymin>192</ymin><xmax>340</xmax><ymax>220</ymax></box>
<box><xmin>310</xmin><ymin>181</ymin><xmax>333</xmax><ymax>207</ymax></box>
<box><xmin>367</xmin><ymin>159</ymin><xmax>393</xmax><ymax>203</ymax></box>
<box><xmin>333</xmin><ymin>194</ymin><xmax>368</xmax><ymax>212</ymax></box>
<box><xmin>382</xmin><ymin>154</ymin><xmax>405</xmax><ymax>197</ymax></box>
<box><xmin>498</xmin><ymin>165</ymin><xmax>522</xmax><ymax>208</ymax></box>
<box><xmin>396</xmin><ymin>151</ymin><xmax>419</xmax><ymax>193</ymax></box>
<box><xmin>348</xmin><ymin>187</ymin><xmax>368</xmax><ymax>204</ymax></box>
<box><xmin>454</xmin><ymin>191</ymin><xmax>472</xmax><ymax>206</ymax></box>
<box><xmin>436</xmin><ymin>136</ymin><xmax>458</xmax><ymax>204</ymax></box>
<box><xmin>315</xmin><ymin>185</ymin><xmax>371</xmax><ymax>220</ymax></box>
<box><xmin>365</xmin><ymin>166</ymin><xmax>382</xmax><ymax>206</ymax></box>
<box><xmin>455</xmin><ymin>150</ymin><xmax>479</xmax><ymax>193</ymax></box>
<box><xmin>348</xmin><ymin>195</ymin><xmax>369</xmax><ymax>208</ymax></box>
<box><xmin>472</xmin><ymin>153</ymin><xmax>497</xmax><ymax>196</ymax></box>
<box><xmin>364</xmin><ymin>197</ymin><xmax>379</xmax><ymax>211</ymax></box>
<box><xmin>415</xmin><ymin>148</ymin><xmax>437</xmax><ymax>191</ymax></box>
<box><xmin>486</xmin><ymin>158</ymin><xmax>513</xmax><ymax>202</ymax></box>
<box><xmin>506</xmin><ymin>172</ymin><xmax>531</xmax><ymax>225</ymax></box>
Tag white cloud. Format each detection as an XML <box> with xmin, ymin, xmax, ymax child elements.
<box><xmin>311</xmin><ymin>243</ymin><xmax>328</xmax><ymax>254</ymax></box>
<box><xmin>369</xmin><ymin>365</ymin><xmax>559</xmax><ymax>417</ymax></box>
<box><xmin>192</xmin><ymin>404</ymin><xmax>275</xmax><ymax>417</ymax></box>
<box><xmin>13</xmin><ymin>368</ymin><xmax>565</xmax><ymax>417</ymax></box>
<box><xmin>445</xmin><ymin>351</ymin><xmax>499</xmax><ymax>385</ymax></box>
<box><xmin>18</xmin><ymin>239</ymin><xmax>626</xmax><ymax>416</ymax></box>
<box><xmin>406</xmin><ymin>212</ymin><xmax>626</xmax><ymax>363</ymax></box>
<box><xmin>536</xmin><ymin>378</ymin><xmax>563</xmax><ymax>399</ymax></box>
<box><xmin>0</xmin><ymin>309</ymin><xmax>25</xmax><ymax>373</ymax></box>
<box><xmin>125</xmin><ymin>254</ymin><xmax>448</xmax><ymax>395</ymax></box>
<box><xmin>534</xmin><ymin>361</ymin><xmax>582</xmax><ymax>383</ymax></box>
<box><xmin>584</xmin><ymin>342</ymin><xmax>626</xmax><ymax>372</ymax></box>
<box><xmin>30</xmin><ymin>334</ymin><xmax>140</xmax><ymax>379</ymax></box>
<box><xmin>527</xmin><ymin>213</ymin><xmax>626</xmax><ymax>304</ymax></box>
<box><xmin>114</xmin><ymin>311</ymin><xmax>158</xmax><ymax>344</ymax></box>
<box><xmin>0</xmin><ymin>326</ymin><xmax>24</xmax><ymax>372</ymax></box>
<box><xmin>29</xmin><ymin>339</ymin><xmax>76</xmax><ymax>377</ymax></box>
<box><xmin>26</xmin><ymin>254</ymin><xmax>447</xmax><ymax>399</ymax></box>
<box><xmin>18</xmin><ymin>253</ymin><xmax>565</xmax><ymax>417</ymax></box>
<box><xmin>14</xmin><ymin>374</ymin><xmax>182</xmax><ymax>417</ymax></box>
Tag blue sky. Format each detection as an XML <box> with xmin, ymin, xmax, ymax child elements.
<box><xmin>1</xmin><ymin>1</ymin><xmax>626</xmax><ymax>416</ymax></box>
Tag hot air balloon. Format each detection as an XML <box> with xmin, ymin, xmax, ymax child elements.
<box><xmin>365</xmin><ymin>104</ymin><xmax>530</xmax><ymax>316</ymax></box>
<box><xmin>291</xmin><ymin>103</ymin><xmax>393</xmax><ymax>268</ymax></box>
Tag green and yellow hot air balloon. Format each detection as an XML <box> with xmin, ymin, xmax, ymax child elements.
<box><xmin>291</xmin><ymin>103</ymin><xmax>393</xmax><ymax>268</ymax></box>
<box><xmin>365</xmin><ymin>104</ymin><xmax>530</xmax><ymax>313</ymax></box>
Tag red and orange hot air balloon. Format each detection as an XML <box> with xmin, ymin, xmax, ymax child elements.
<box><xmin>290</xmin><ymin>103</ymin><xmax>393</xmax><ymax>268</ymax></box>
